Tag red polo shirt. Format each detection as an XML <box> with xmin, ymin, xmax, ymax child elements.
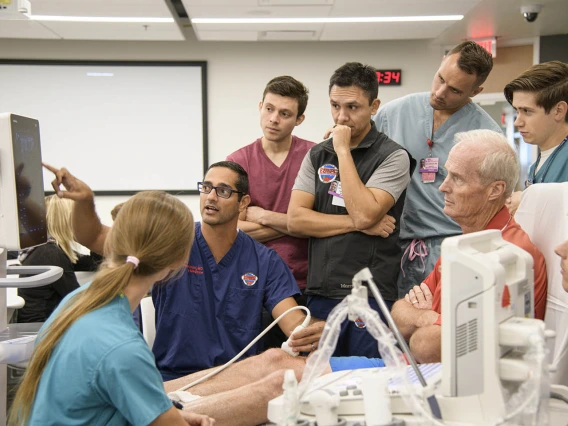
<box><xmin>424</xmin><ymin>207</ymin><xmax>547</xmax><ymax>325</ymax></box>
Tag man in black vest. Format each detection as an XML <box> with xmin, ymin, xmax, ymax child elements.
<box><xmin>288</xmin><ymin>62</ymin><xmax>415</xmax><ymax>357</ymax></box>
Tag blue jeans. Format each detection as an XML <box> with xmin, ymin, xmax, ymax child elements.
<box><xmin>330</xmin><ymin>356</ymin><xmax>385</xmax><ymax>372</ymax></box>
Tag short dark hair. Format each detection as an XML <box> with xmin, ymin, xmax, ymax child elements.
<box><xmin>447</xmin><ymin>41</ymin><xmax>493</xmax><ymax>86</ymax></box>
<box><xmin>206</xmin><ymin>161</ymin><xmax>249</xmax><ymax>199</ymax></box>
<box><xmin>263</xmin><ymin>76</ymin><xmax>309</xmax><ymax>117</ymax></box>
<box><xmin>328</xmin><ymin>62</ymin><xmax>378</xmax><ymax>105</ymax></box>
<box><xmin>504</xmin><ymin>61</ymin><xmax>568</xmax><ymax>122</ymax></box>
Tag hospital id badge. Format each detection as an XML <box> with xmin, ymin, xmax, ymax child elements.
<box><xmin>328</xmin><ymin>181</ymin><xmax>345</xmax><ymax>207</ymax></box>
<box><xmin>419</xmin><ymin>157</ymin><xmax>438</xmax><ymax>184</ymax></box>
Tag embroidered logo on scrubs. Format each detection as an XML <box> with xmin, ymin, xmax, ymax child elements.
<box><xmin>318</xmin><ymin>164</ymin><xmax>338</xmax><ymax>183</ymax></box>
<box><xmin>354</xmin><ymin>317</ymin><xmax>366</xmax><ymax>329</ymax></box>
<box><xmin>242</xmin><ymin>272</ymin><xmax>258</xmax><ymax>287</ymax></box>
<box><xmin>186</xmin><ymin>265</ymin><xmax>204</xmax><ymax>275</ymax></box>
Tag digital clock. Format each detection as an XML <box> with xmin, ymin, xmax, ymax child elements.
<box><xmin>376</xmin><ymin>70</ymin><xmax>402</xmax><ymax>86</ymax></box>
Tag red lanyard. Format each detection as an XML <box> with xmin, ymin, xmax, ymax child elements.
<box><xmin>427</xmin><ymin>138</ymin><xmax>434</xmax><ymax>157</ymax></box>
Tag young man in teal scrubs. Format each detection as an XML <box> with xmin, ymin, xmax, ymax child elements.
<box><xmin>504</xmin><ymin>61</ymin><xmax>568</xmax><ymax>215</ymax></box>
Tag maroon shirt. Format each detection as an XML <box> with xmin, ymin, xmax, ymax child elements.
<box><xmin>227</xmin><ymin>136</ymin><xmax>316</xmax><ymax>289</ymax></box>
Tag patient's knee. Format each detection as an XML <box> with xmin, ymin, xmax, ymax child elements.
<box><xmin>259</xmin><ymin>349</ymin><xmax>307</xmax><ymax>378</ymax></box>
<box><xmin>261</xmin><ymin>348</ymin><xmax>294</xmax><ymax>366</ymax></box>
<box><xmin>264</xmin><ymin>369</ymin><xmax>300</xmax><ymax>393</ymax></box>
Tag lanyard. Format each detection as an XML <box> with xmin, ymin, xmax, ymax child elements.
<box><xmin>526</xmin><ymin>135</ymin><xmax>568</xmax><ymax>187</ymax></box>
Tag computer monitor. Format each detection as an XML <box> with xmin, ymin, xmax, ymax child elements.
<box><xmin>0</xmin><ymin>113</ymin><xmax>47</xmax><ymax>250</ymax></box>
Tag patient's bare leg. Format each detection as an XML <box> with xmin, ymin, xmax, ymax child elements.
<box><xmin>164</xmin><ymin>348</ymin><xmax>307</xmax><ymax>395</ymax></box>
<box><xmin>183</xmin><ymin>369</ymin><xmax>293</xmax><ymax>426</ymax></box>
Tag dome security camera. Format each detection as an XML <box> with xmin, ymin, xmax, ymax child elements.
<box><xmin>521</xmin><ymin>4</ymin><xmax>542</xmax><ymax>23</ymax></box>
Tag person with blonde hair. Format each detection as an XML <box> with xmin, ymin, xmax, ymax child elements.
<box><xmin>17</xmin><ymin>195</ymin><xmax>101</xmax><ymax>323</ymax></box>
<box><xmin>9</xmin><ymin>191</ymin><xmax>215</xmax><ymax>426</ymax></box>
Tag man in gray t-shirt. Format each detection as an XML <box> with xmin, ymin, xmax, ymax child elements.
<box><xmin>293</xmin><ymin>146</ymin><xmax>409</xmax><ymax>202</ymax></box>
<box><xmin>373</xmin><ymin>41</ymin><xmax>502</xmax><ymax>298</ymax></box>
<box><xmin>288</xmin><ymin>62</ymin><xmax>413</xmax><ymax>358</ymax></box>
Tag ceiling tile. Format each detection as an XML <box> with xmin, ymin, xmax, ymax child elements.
<box><xmin>0</xmin><ymin>19</ymin><xmax>60</xmax><ymax>39</ymax></box>
<box><xmin>38</xmin><ymin>22</ymin><xmax>184</xmax><ymax>41</ymax></box>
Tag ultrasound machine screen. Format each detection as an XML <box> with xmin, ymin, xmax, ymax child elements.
<box><xmin>1</xmin><ymin>113</ymin><xmax>47</xmax><ymax>249</ymax></box>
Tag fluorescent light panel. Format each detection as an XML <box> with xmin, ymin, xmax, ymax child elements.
<box><xmin>192</xmin><ymin>15</ymin><xmax>464</xmax><ymax>24</ymax></box>
<box><xmin>26</xmin><ymin>14</ymin><xmax>462</xmax><ymax>25</ymax></box>
<box><xmin>28</xmin><ymin>15</ymin><xmax>174</xmax><ymax>23</ymax></box>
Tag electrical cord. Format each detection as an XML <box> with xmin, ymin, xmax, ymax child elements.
<box><xmin>173</xmin><ymin>305</ymin><xmax>310</xmax><ymax>393</ymax></box>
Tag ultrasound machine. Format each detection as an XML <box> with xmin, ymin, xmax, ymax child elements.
<box><xmin>0</xmin><ymin>113</ymin><xmax>63</xmax><ymax>425</ymax></box>
<box><xmin>267</xmin><ymin>230</ymin><xmax>568</xmax><ymax>425</ymax></box>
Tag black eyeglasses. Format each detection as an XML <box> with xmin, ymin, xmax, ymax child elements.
<box><xmin>197</xmin><ymin>182</ymin><xmax>243</xmax><ymax>199</ymax></box>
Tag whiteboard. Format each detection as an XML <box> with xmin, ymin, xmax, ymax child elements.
<box><xmin>0</xmin><ymin>60</ymin><xmax>208</xmax><ymax>194</ymax></box>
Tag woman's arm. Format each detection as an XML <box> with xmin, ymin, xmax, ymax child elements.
<box><xmin>150</xmin><ymin>406</ymin><xmax>215</xmax><ymax>426</ymax></box>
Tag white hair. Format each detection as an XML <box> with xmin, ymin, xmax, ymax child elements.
<box><xmin>454</xmin><ymin>129</ymin><xmax>520</xmax><ymax>198</ymax></box>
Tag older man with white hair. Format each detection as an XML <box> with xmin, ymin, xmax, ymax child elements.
<box><xmin>391</xmin><ymin>129</ymin><xmax>548</xmax><ymax>363</ymax></box>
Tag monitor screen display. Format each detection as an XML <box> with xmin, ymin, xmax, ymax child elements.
<box><xmin>11</xmin><ymin>114</ymin><xmax>47</xmax><ymax>249</ymax></box>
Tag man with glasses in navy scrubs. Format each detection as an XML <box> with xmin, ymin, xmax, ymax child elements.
<box><xmin>153</xmin><ymin>161</ymin><xmax>323</xmax><ymax>381</ymax></box>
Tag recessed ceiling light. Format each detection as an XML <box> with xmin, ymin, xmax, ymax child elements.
<box><xmin>246</xmin><ymin>9</ymin><xmax>272</xmax><ymax>16</ymax></box>
<box><xmin>28</xmin><ymin>15</ymin><xmax>174</xmax><ymax>23</ymax></box>
<box><xmin>86</xmin><ymin>72</ymin><xmax>114</xmax><ymax>77</ymax></box>
<box><xmin>191</xmin><ymin>15</ymin><xmax>463</xmax><ymax>24</ymax></box>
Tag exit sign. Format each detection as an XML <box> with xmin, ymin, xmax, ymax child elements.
<box><xmin>474</xmin><ymin>38</ymin><xmax>497</xmax><ymax>58</ymax></box>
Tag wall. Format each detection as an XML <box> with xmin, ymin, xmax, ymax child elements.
<box><xmin>540</xmin><ymin>34</ymin><xmax>568</xmax><ymax>63</ymax></box>
<box><xmin>0</xmin><ymin>37</ymin><xmax>443</xmax><ymax>223</ymax></box>
<box><xmin>482</xmin><ymin>45</ymin><xmax>533</xmax><ymax>94</ymax></box>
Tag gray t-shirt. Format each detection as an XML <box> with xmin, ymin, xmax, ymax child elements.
<box><xmin>293</xmin><ymin>148</ymin><xmax>410</xmax><ymax>202</ymax></box>
<box><xmin>373</xmin><ymin>92</ymin><xmax>502</xmax><ymax>240</ymax></box>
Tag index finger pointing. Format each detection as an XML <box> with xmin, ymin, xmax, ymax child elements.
<box><xmin>42</xmin><ymin>162</ymin><xmax>59</xmax><ymax>174</ymax></box>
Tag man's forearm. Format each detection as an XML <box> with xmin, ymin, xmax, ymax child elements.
<box><xmin>277</xmin><ymin>310</ymin><xmax>307</xmax><ymax>337</ymax></box>
<box><xmin>259</xmin><ymin>211</ymin><xmax>305</xmax><ymax>238</ymax></box>
<box><xmin>337</xmin><ymin>151</ymin><xmax>389</xmax><ymax>229</ymax></box>
<box><xmin>72</xmin><ymin>199</ymin><xmax>109</xmax><ymax>255</ymax></box>
<box><xmin>237</xmin><ymin>220</ymin><xmax>284</xmax><ymax>243</ymax></box>
<box><xmin>288</xmin><ymin>207</ymin><xmax>357</xmax><ymax>238</ymax></box>
<box><xmin>391</xmin><ymin>299</ymin><xmax>439</xmax><ymax>340</ymax></box>
<box><xmin>410</xmin><ymin>325</ymin><xmax>442</xmax><ymax>363</ymax></box>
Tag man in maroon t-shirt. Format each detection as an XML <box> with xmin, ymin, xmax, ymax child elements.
<box><xmin>227</xmin><ymin>76</ymin><xmax>316</xmax><ymax>349</ymax></box>
<box><xmin>227</xmin><ymin>76</ymin><xmax>315</xmax><ymax>291</ymax></box>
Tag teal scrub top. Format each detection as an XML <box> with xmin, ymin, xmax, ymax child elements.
<box><xmin>27</xmin><ymin>286</ymin><xmax>172</xmax><ymax>426</ymax></box>
<box><xmin>527</xmin><ymin>136</ymin><xmax>568</xmax><ymax>187</ymax></box>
